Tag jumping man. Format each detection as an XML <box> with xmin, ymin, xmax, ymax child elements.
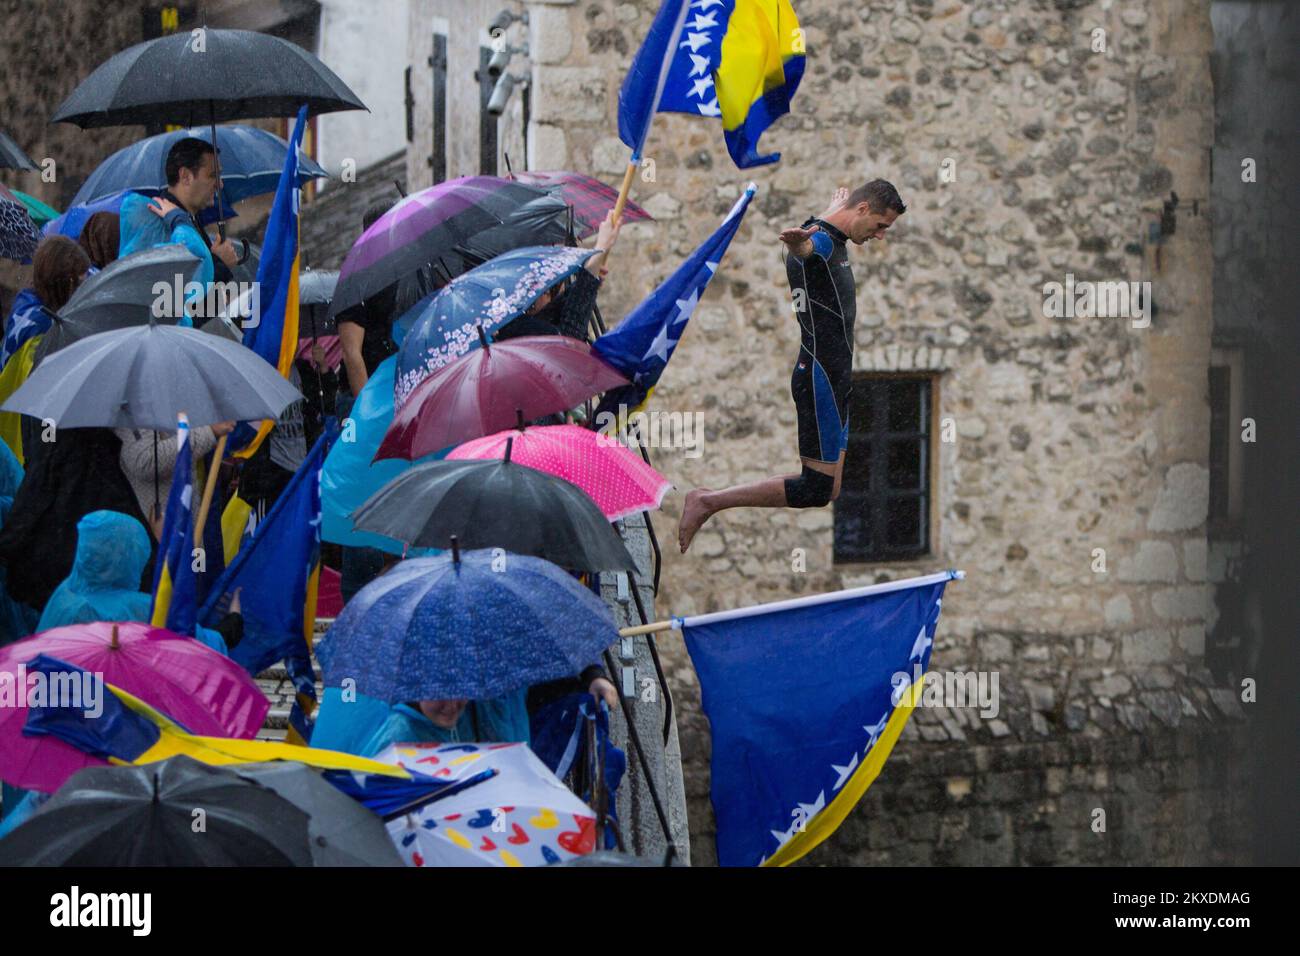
<box><xmin>677</xmin><ymin>179</ymin><xmax>907</xmax><ymax>552</ymax></box>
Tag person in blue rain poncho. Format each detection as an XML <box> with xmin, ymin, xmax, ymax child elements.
<box><xmin>36</xmin><ymin>510</ymin><xmax>154</xmax><ymax>631</ymax></box>
<box><xmin>35</xmin><ymin>510</ymin><xmax>244</xmax><ymax>658</ymax></box>
<box><xmin>118</xmin><ymin>138</ymin><xmax>242</xmax><ymax>324</ymax></box>
<box><xmin>0</xmin><ymin>440</ymin><xmax>37</xmax><ymax>646</ymax></box>
<box><xmin>311</xmin><ymin>687</ymin><xmax>533</xmax><ymax>758</ymax></box>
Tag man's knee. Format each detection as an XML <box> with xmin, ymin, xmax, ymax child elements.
<box><xmin>784</xmin><ymin>466</ymin><xmax>836</xmax><ymax>508</ymax></box>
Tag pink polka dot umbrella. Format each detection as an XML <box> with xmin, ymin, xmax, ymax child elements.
<box><xmin>446</xmin><ymin>423</ymin><xmax>672</xmax><ymax>521</ymax></box>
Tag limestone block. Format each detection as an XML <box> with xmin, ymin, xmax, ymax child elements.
<box><xmin>1116</xmin><ymin>541</ymin><xmax>1178</xmax><ymax>583</ymax></box>
<box><xmin>1147</xmin><ymin>463</ymin><xmax>1209</xmax><ymax>532</ymax></box>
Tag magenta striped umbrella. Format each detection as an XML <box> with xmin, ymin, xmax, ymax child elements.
<box><xmin>0</xmin><ymin>621</ymin><xmax>269</xmax><ymax>793</ymax></box>
<box><xmin>376</xmin><ymin>332</ymin><xmax>630</xmax><ymax>460</ymax></box>
<box><xmin>329</xmin><ymin>176</ymin><xmax>570</xmax><ymax>319</ymax></box>
<box><xmin>509</xmin><ymin>170</ymin><xmax>654</xmax><ymax>238</ymax></box>
<box><xmin>447</xmin><ymin>423</ymin><xmax>672</xmax><ymax>521</ymax></box>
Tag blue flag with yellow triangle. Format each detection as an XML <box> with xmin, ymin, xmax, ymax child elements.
<box><xmin>230</xmin><ymin>104</ymin><xmax>307</xmax><ymax>459</ymax></box>
<box><xmin>680</xmin><ymin>570</ymin><xmax>962</xmax><ymax>866</ymax></box>
<box><xmin>593</xmin><ymin>182</ymin><xmax>754</xmax><ymax>423</ymax></box>
<box><xmin>619</xmin><ymin>0</ymin><xmax>806</xmax><ymax>168</ymax></box>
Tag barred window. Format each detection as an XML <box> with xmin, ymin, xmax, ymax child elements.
<box><xmin>834</xmin><ymin>375</ymin><xmax>934</xmax><ymax>563</ymax></box>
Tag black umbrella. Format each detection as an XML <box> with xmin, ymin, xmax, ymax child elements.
<box><xmin>52</xmin><ymin>28</ymin><xmax>366</xmax><ymax>235</ymax></box>
<box><xmin>0</xmin><ymin>129</ymin><xmax>37</xmax><ymax>171</ymax></box>
<box><xmin>0</xmin><ymin>757</ymin><xmax>314</xmax><ymax>866</ymax></box>
<box><xmin>34</xmin><ymin>244</ymin><xmax>199</xmax><ymax>364</ymax></box>
<box><xmin>351</xmin><ymin>439</ymin><xmax>637</xmax><ymax>572</ymax></box>
<box><xmin>227</xmin><ymin>762</ymin><xmax>404</xmax><ymax>867</ymax></box>
<box><xmin>51</xmin><ymin>29</ymin><xmax>366</xmax><ymax>129</ymax></box>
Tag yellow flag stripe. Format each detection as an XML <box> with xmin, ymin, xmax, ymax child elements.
<box><xmin>760</xmin><ymin>676</ymin><xmax>925</xmax><ymax>868</ymax></box>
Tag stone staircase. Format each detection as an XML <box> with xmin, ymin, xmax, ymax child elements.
<box><xmin>254</xmin><ymin>620</ymin><xmax>329</xmax><ymax>742</ymax></box>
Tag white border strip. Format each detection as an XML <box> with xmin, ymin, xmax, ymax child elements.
<box><xmin>675</xmin><ymin>569</ymin><xmax>964</xmax><ymax>630</ymax></box>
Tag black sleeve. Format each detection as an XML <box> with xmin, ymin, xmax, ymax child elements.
<box><xmin>554</xmin><ymin>269</ymin><xmax>601</xmax><ymax>341</ymax></box>
<box><xmin>526</xmin><ymin>663</ymin><xmax>609</xmax><ymax>714</ymax></box>
<box><xmin>213</xmin><ymin>612</ymin><xmax>244</xmax><ymax>652</ymax></box>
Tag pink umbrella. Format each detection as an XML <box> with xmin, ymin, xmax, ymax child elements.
<box><xmin>0</xmin><ymin>621</ymin><xmax>270</xmax><ymax>793</ymax></box>
<box><xmin>375</xmin><ymin>333</ymin><xmax>629</xmax><ymax>461</ymax></box>
<box><xmin>446</xmin><ymin>423</ymin><xmax>672</xmax><ymax>521</ymax></box>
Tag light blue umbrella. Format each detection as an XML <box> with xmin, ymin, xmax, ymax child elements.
<box><xmin>68</xmin><ymin>125</ymin><xmax>328</xmax><ymax>210</ymax></box>
<box><xmin>394</xmin><ymin>244</ymin><xmax>599</xmax><ymax>407</ymax></box>
<box><xmin>315</xmin><ymin>548</ymin><xmax>618</xmax><ymax>703</ymax></box>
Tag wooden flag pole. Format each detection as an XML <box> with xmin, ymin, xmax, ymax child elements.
<box><xmin>192</xmin><ymin>432</ymin><xmax>228</xmax><ymax>541</ymax></box>
<box><xmin>619</xmin><ymin>619</ymin><xmax>677</xmax><ymax>637</ymax></box>
<box><xmin>605</xmin><ymin>156</ymin><xmax>640</xmax><ymax>257</ymax></box>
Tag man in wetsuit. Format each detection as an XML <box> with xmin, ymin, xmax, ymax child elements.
<box><xmin>677</xmin><ymin>180</ymin><xmax>906</xmax><ymax>552</ymax></box>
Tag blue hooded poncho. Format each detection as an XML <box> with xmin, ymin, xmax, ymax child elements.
<box><xmin>36</xmin><ymin>510</ymin><xmax>152</xmax><ymax>631</ymax></box>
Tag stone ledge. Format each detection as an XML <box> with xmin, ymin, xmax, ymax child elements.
<box><xmin>853</xmin><ymin>344</ymin><xmax>960</xmax><ymax>372</ymax></box>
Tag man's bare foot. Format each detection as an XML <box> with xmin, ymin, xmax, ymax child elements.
<box><xmin>677</xmin><ymin>488</ymin><xmax>714</xmax><ymax>553</ymax></box>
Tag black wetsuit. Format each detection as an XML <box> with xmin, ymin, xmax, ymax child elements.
<box><xmin>786</xmin><ymin>217</ymin><xmax>856</xmax><ymax>464</ymax></box>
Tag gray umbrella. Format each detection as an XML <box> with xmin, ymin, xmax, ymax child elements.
<box><xmin>2</xmin><ymin>320</ymin><xmax>302</xmax><ymax>430</ymax></box>
<box><xmin>227</xmin><ymin>762</ymin><xmax>404</xmax><ymax>867</ymax></box>
<box><xmin>34</xmin><ymin>244</ymin><xmax>200</xmax><ymax>364</ymax></box>
<box><xmin>0</xmin><ymin>129</ymin><xmax>36</xmax><ymax>171</ymax></box>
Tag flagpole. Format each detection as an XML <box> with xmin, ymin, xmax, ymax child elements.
<box><xmin>610</xmin><ymin>157</ymin><xmax>638</xmax><ymax>231</ymax></box>
<box><xmin>193</xmin><ymin>433</ymin><xmax>228</xmax><ymax>540</ymax></box>
<box><xmin>617</xmin><ymin>570</ymin><xmax>966</xmax><ymax>637</ymax></box>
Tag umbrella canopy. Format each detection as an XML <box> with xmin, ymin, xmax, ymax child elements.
<box><xmin>34</xmin><ymin>244</ymin><xmax>200</xmax><ymax>362</ymax></box>
<box><xmin>377</xmin><ymin>742</ymin><xmax>597</xmax><ymax>867</ymax></box>
<box><xmin>51</xmin><ymin>29</ymin><xmax>366</xmax><ymax>129</ymax></box>
<box><xmin>0</xmin><ymin>194</ymin><xmax>40</xmax><ymax>263</ymax></box>
<box><xmin>69</xmin><ymin>125</ymin><xmax>328</xmax><ymax>210</ymax></box>
<box><xmin>3</xmin><ymin>321</ymin><xmax>302</xmax><ymax>430</ymax></box>
<box><xmin>378</xmin><ymin>333</ymin><xmax>629</xmax><ymax>459</ymax></box>
<box><xmin>0</xmin><ymin>621</ymin><xmax>269</xmax><ymax>793</ymax></box>
<box><xmin>11</xmin><ymin>190</ymin><xmax>59</xmax><ymax>226</ymax></box>
<box><xmin>330</xmin><ymin>176</ymin><xmax>570</xmax><ymax>320</ymax></box>
<box><xmin>0</xmin><ymin>129</ymin><xmax>36</xmax><ymax>171</ymax></box>
<box><xmin>352</xmin><ymin>449</ymin><xmax>637</xmax><ymax>572</ymax></box>
<box><xmin>0</xmin><ymin>757</ymin><xmax>314</xmax><ymax>866</ymax></box>
<box><xmin>448</xmin><ymin>423</ymin><xmax>672</xmax><ymax>522</ymax></box>
<box><xmin>44</xmin><ymin>187</ymin><xmax>236</xmax><ymax>241</ymax></box>
<box><xmin>299</xmin><ymin>268</ymin><xmax>338</xmax><ymax>306</ymax></box>
<box><xmin>510</xmin><ymin>170</ymin><xmax>654</xmax><ymax>238</ymax></box>
<box><xmin>228</xmin><ymin>762</ymin><xmax>404</xmax><ymax>867</ymax></box>
<box><xmin>394</xmin><ymin>245</ymin><xmax>600</xmax><ymax>408</ymax></box>
<box><xmin>316</xmin><ymin>549</ymin><xmax>618</xmax><ymax>703</ymax></box>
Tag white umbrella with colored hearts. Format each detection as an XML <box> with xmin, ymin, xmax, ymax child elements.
<box><xmin>374</xmin><ymin>741</ymin><xmax>597</xmax><ymax>867</ymax></box>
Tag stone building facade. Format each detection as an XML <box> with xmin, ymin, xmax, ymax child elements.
<box><xmin>405</xmin><ymin>0</ymin><xmax>1256</xmax><ymax>866</ymax></box>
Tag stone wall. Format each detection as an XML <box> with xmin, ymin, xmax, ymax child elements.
<box><xmin>511</xmin><ymin>0</ymin><xmax>1252</xmax><ymax>865</ymax></box>
<box><xmin>0</xmin><ymin>0</ymin><xmax>149</xmax><ymax>313</ymax></box>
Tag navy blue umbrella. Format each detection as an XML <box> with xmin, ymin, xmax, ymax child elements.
<box><xmin>394</xmin><ymin>244</ymin><xmax>598</xmax><ymax>407</ymax></box>
<box><xmin>69</xmin><ymin>125</ymin><xmax>328</xmax><ymax>211</ymax></box>
<box><xmin>316</xmin><ymin>547</ymin><xmax>618</xmax><ymax>703</ymax></box>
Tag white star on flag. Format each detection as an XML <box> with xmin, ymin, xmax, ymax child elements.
<box><xmin>697</xmin><ymin>98</ymin><xmax>721</xmax><ymax>117</ymax></box>
<box><xmin>864</xmin><ymin>714</ymin><xmax>888</xmax><ymax>753</ymax></box>
<box><xmin>687</xmin><ymin>53</ymin><xmax>711</xmax><ymax>77</ymax></box>
<box><xmin>689</xmin><ymin>76</ymin><xmax>714</xmax><ymax>99</ymax></box>
<box><xmin>672</xmin><ymin>287</ymin><xmax>700</xmax><ymax>326</ymax></box>
<box><xmin>679</xmin><ymin>31</ymin><xmax>712</xmax><ymax>53</ymax></box>
<box><xmin>687</xmin><ymin>12</ymin><xmax>719</xmax><ymax>30</ymax></box>
<box><xmin>910</xmin><ymin>625</ymin><xmax>932</xmax><ymax>661</ymax></box>
<box><xmin>692</xmin><ymin>0</ymin><xmax>724</xmax><ymax>9</ymax></box>
<box><xmin>644</xmin><ymin>321</ymin><xmax>675</xmax><ymax>364</ymax></box>
<box><xmin>831</xmin><ymin>753</ymin><xmax>859</xmax><ymax>791</ymax></box>
<box><xmin>705</xmin><ymin>260</ymin><xmax>719</xmax><ymax>273</ymax></box>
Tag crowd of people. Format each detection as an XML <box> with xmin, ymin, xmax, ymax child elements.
<box><xmin>0</xmin><ymin>135</ymin><xmax>625</xmax><ymax>832</ymax></box>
